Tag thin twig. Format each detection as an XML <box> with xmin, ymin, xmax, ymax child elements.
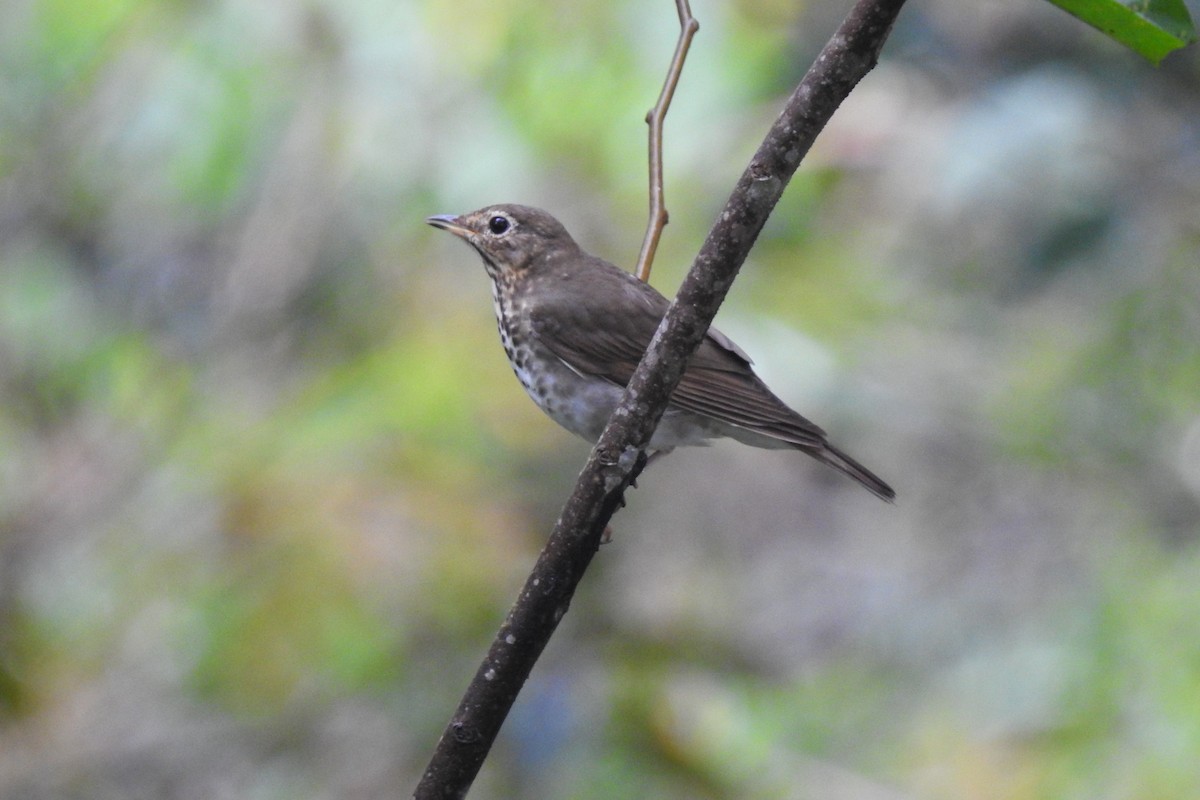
<box><xmin>412</xmin><ymin>1</ymin><xmax>907</xmax><ymax>796</ymax></box>
<box><xmin>634</xmin><ymin>0</ymin><xmax>699</xmax><ymax>283</ymax></box>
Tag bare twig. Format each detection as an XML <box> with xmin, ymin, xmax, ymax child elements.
<box><xmin>412</xmin><ymin>1</ymin><xmax>907</xmax><ymax>796</ymax></box>
<box><xmin>634</xmin><ymin>0</ymin><xmax>699</xmax><ymax>283</ymax></box>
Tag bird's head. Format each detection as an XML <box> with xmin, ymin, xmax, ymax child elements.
<box><xmin>426</xmin><ymin>204</ymin><xmax>580</xmax><ymax>280</ymax></box>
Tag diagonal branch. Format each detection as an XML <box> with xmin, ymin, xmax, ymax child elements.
<box><xmin>634</xmin><ymin>0</ymin><xmax>700</xmax><ymax>283</ymax></box>
<box><xmin>412</xmin><ymin>0</ymin><xmax>907</xmax><ymax>796</ymax></box>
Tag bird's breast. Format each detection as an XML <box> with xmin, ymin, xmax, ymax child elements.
<box><xmin>489</xmin><ymin>281</ymin><xmax>622</xmax><ymax>443</ymax></box>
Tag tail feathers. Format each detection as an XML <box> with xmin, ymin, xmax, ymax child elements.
<box><xmin>808</xmin><ymin>442</ymin><xmax>895</xmax><ymax>503</ymax></box>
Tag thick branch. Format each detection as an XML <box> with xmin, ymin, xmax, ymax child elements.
<box><xmin>412</xmin><ymin>1</ymin><xmax>906</xmax><ymax>796</ymax></box>
<box><xmin>634</xmin><ymin>0</ymin><xmax>699</xmax><ymax>283</ymax></box>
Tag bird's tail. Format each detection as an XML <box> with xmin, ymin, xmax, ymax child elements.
<box><xmin>808</xmin><ymin>442</ymin><xmax>895</xmax><ymax>502</ymax></box>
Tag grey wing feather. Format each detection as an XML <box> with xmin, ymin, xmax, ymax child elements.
<box><xmin>528</xmin><ymin>258</ymin><xmax>826</xmax><ymax>448</ymax></box>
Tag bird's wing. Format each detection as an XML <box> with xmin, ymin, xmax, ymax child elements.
<box><xmin>528</xmin><ymin>260</ymin><xmax>826</xmax><ymax>447</ymax></box>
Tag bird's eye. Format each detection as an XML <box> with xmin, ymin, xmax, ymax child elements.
<box><xmin>487</xmin><ymin>216</ymin><xmax>511</xmax><ymax>235</ymax></box>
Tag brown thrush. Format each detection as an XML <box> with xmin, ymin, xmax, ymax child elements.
<box><xmin>426</xmin><ymin>204</ymin><xmax>895</xmax><ymax>501</ymax></box>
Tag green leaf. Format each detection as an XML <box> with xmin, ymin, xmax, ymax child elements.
<box><xmin>1047</xmin><ymin>0</ymin><xmax>1197</xmax><ymax>64</ymax></box>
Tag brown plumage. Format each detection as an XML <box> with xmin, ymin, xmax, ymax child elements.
<box><xmin>427</xmin><ymin>204</ymin><xmax>894</xmax><ymax>502</ymax></box>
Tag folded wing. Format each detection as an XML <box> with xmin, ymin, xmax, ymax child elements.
<box><xmin>528</xmin><ymin>259</ymin><xmax>827</xmax><ymax>448</ymax></box>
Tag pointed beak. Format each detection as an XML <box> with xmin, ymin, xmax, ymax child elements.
<box><xmin>425</xmin><ymin>214</ymin><xmax>471</xmax><ymax>239</ymax></box>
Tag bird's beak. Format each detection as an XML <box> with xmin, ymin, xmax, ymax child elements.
<box><xmin>425</xmin><ymin>214</ymin><xmax>471</xmax><ymax>239</ymax></box>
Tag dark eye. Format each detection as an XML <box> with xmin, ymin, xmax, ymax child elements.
<box><xmin>487</xmin><ymin>215</ymin><xmax>511</xmax><ymax>235</ymax></box>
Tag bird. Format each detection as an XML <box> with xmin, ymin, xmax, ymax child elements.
<box><xmin>426</xmin><ymin>204</ymin><xmax>894</xmax><ymax>502</ymax></box>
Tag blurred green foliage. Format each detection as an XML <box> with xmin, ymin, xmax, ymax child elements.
<box><xmin>1</xmin><ymin>0</ymin><xmax>1199</xmax><ymax>797</ymax></box>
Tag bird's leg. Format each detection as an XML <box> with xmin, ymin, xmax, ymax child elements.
<box><xmin>643</xmin><ymin>447</ymin><xmax>674</xmax><ymax>471</ymax></box>
<box><xmin>628</xmin><ymin>448</ymin><xmax>673</xmax><ymax>489</ymax></box>
<box><xmin>602</xmin><ymin>448</ymin><xmax>664</xmax><ymax>544</ymax></box>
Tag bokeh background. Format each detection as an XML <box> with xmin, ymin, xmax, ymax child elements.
<box><xmin>2</xmin><ymin>0</ymin><xmax>1199</xmax><ymax>797</ymax></box>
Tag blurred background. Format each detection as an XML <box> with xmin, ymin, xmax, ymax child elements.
<box><xmin>2</xmin><ymin>0</ymin><xmax>1199</xmax><ymax>797</ymax></box>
